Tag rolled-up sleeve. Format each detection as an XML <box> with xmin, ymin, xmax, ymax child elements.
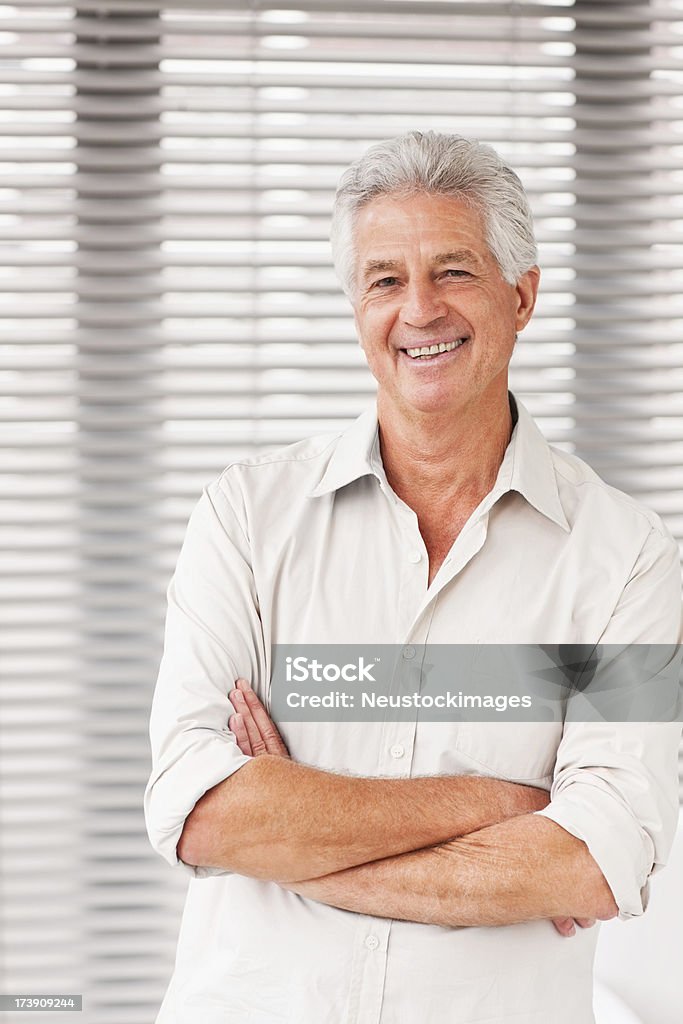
<box><xmin>535</xmin><ymin>523</ymin><xmax>683</xmax><ymax>920</ymax></box>
<box><xmin>144</xmin><ymin>475</ymin><xmax>264</xmax><ymax>877</ymax></box>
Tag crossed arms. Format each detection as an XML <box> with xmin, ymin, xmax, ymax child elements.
<box><xmin>177</xmin><ymin>678</ymin><xmax>617</xmax><ymax>934</ymax></box>
<box><xmin>149</xmin><ymin>489</ymin><xmax>681</xmax><ymax>936</ymax></box>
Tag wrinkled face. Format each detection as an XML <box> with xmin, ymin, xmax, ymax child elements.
<box><xmin>351</xmin><ymin>192</ymin><xmax>539</xmax><ymax>420</ymax></box>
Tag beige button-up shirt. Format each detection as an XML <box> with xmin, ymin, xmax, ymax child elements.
<box><xmin>145</xmin><ymin>395</ymin><xmax>682</xmax><ymax>1024</ymax></box>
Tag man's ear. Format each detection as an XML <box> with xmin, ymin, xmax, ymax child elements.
<box><xmin>514</xmin><ymin>265</ymin><xmax>541</xmax><ymax>334</ymax></box>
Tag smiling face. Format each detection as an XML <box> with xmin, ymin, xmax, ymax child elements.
<box><xmin>351</xmin><ymin>192</ymin><xmax>540</xmax><ymax>424</ymax></box>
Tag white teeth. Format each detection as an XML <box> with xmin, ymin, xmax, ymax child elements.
<box><xmin>405</xmin><ymin>338</ymin><xmax>467</xmax><ymax>359</ymax></box>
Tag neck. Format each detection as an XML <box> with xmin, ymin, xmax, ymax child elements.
<box><xmin>377</xmin><ymin>387</ymin><xmax>513</xmax><ymax>509</ymax></box>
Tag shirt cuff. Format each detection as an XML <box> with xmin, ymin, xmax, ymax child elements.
<box><xmin>144</xmin><ymin>732</ymin><xmax>251</xmax><ymax>879</ymax></box>
<box><xmin>534</xmin><ymin>779</ymin><xmax>655</xmax><ymax>920</ymax></box>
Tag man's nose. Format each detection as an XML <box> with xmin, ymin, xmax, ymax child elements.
<box><xmin>401</xmin><ymin>280</ymin><xmax>448</xmax><ymax>328</ymax></box>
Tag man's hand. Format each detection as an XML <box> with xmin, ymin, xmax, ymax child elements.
<box><xmin>228</xmin><ymin>677</ymin><xmax>290</xmax><ymax>758</ymax></box>
<box><xmin>227</xmin><ymin>678</ymin><xmax>597</xmax><ymax>938</ymax></box>
<box><xmin>551</xmin><ymin>915</ymin><xmax>596</xmax><ymax>937</ymax></box>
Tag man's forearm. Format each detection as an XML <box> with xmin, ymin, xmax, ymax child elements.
<box><xmin>177</xmin><ymin>754</ymin><xmax>549</xmax><ymax>882</ymax></box>
<box><xmin>284</xmin><ymin>813</ymin><xmax>618</xmax><ymax>926</ymax></box>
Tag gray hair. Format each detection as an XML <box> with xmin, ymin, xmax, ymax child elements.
<box><xmin>330</xmin><ymin>130</ymin><xmax>537</xmax><ymax>298</ymax></box>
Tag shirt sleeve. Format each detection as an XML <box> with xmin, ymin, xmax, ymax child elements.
<box><xmin>534</xmin><ymin>523</ymin><xmax>683</xmax><ymax>920</ymax></box>
<box><xmin>143</xmin><ymin>476</ymin><xmax>264</xmax><ymax>878</ymax></box>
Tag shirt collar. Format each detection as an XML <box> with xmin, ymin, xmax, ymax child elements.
<box><xmin>308</xmin><ymin>394</ymin><xmax>570</xmax><ymax>533</ymax></box>
<box><xmin>505</xmin><ymin>394</ymin><xmax>570</xmax><ymax>532</ymax></box>
<box><xmin>307</xmin><ymin>407</ymin><xmax>380</xmax><ymax>497</ymax></box>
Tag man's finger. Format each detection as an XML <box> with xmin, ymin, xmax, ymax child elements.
<box><xmin>228</xmin><ymin>712</ymin><xmax>252</xmax><ymax>757</ymax></box>
<box><xmin>552</xmin><ymin>916</ymin><xmax>596</xmax><ymax>937</ymax></box>
<box><xmin>231</xmin><ymin>686</ymin><xmax>269</xmax><ymax>756</ymax></box>
<box><xmin>235</xmin><ymin>678</ymin><xmax>290</xmax><ymax>757</ymax></box>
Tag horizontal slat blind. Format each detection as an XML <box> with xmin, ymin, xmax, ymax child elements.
<box><xmin>0</xmin><ymin>2</ymin><xmax>681</xmax><ymax>1021</ymax></box>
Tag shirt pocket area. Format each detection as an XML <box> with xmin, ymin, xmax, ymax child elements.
<box><xmin>452</xmin><ymin>721</ymin><xmax>562</xmax><ymax>784</ymax></box>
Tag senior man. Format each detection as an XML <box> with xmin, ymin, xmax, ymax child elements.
<box><xmin>145</xmin><ymin>131</ymin><xmax>682</xmax><ymax>1023</ymax></box>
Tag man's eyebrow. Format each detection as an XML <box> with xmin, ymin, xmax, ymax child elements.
<box><xmin>433</xmin><ymin>249</ymin><xmax>483</xmax><ymax>266</ymax></box>
<box><xmin>360</xmin><ymin>250</ymin><xmax>483</xmax><ymax>282</ymax></box>
<box><xmin>360</xmin><ymin>259</ymin><xmax>401</xmax><ymax>281</ymax></box>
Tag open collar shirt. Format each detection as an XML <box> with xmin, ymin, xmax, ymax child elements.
<box><xmin>145</xmin><ymin>394</ymin><xmax>682</xmax><ymax>1024</ymax></box>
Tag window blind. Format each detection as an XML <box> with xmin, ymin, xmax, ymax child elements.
<box><xmin>0</xmin><ymin>2</ymin><xmax>681</xmax><ymax>1021</ymax></box>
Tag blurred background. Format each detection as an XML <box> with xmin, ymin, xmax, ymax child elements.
<box><xmin>0</xmin><ymin>1</ymin><xmax>682</xmax><ymax>1022</ymax></box>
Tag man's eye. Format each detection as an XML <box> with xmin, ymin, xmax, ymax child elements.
<box><xmin>444</xmin><ymin>269</ymin><xmax>470</xmax><ymax>278</ymax></box>
<box><xmin>374</xmin><ymin>277</ymin><xmax>398</xmax><ymax>288</ymax></box>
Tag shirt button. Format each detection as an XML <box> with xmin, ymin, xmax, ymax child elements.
<box><xmin>390</xmin><ymin>744</ymin><xmax>405</xmax><ymax>759</ymax></box>
<box><xmin>365</xmin><ymin>935</ymin><xmax>380</xmax><ymax>951</ymax></box>
<box><xmin>408</xmin><ymin>551</ymin><xmax>422</xmax><ymax>563</ymax></box>
<box><xmin>402</xmin><ymin>645</ymin><xmax>416</xmax><ymax>660</ymax></box>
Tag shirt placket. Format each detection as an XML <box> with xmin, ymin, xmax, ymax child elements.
<box><xmin>348</xmin><ymin>491</ymin><xmax>489</xmax><ymax>1024</ymax></box>
<box><xmin>376</xmin><ymin>482</ymin><xmax>429</xmax><ymax>782</ymax></box>
<box><xmin>342</xmin><ymin>484</ymin><xmax>423</xmax><ymax>1024</ymax></box>
<box><xmin>348</xmin><ymin>485</ymin><xmax>500</xmax><ymax>1024</ymax></box>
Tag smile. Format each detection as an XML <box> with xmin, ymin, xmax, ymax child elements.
<box><xmin>401</xmin><ymin>338</ymin><xmax>469</xmax><ymax>360</ymax></box>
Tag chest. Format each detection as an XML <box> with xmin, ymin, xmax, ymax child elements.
<box><xmin>257</xmin><ymin>484</ymin><xmax>635</xmax><ymax>777</ymax></box>
<box><xmin>420</xmin><ymin>519</ymin><xmax>470</xmax><ymax>585</ymax></box>
<box><xmin>417</xmin><ymin>506</ymin><xmax>479</xmax><ymax>585</ymax></box>
<box><xmin>253</xmin><ymin>482</ymin><xmax>628</xmax><ymax>649</ymax></box>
